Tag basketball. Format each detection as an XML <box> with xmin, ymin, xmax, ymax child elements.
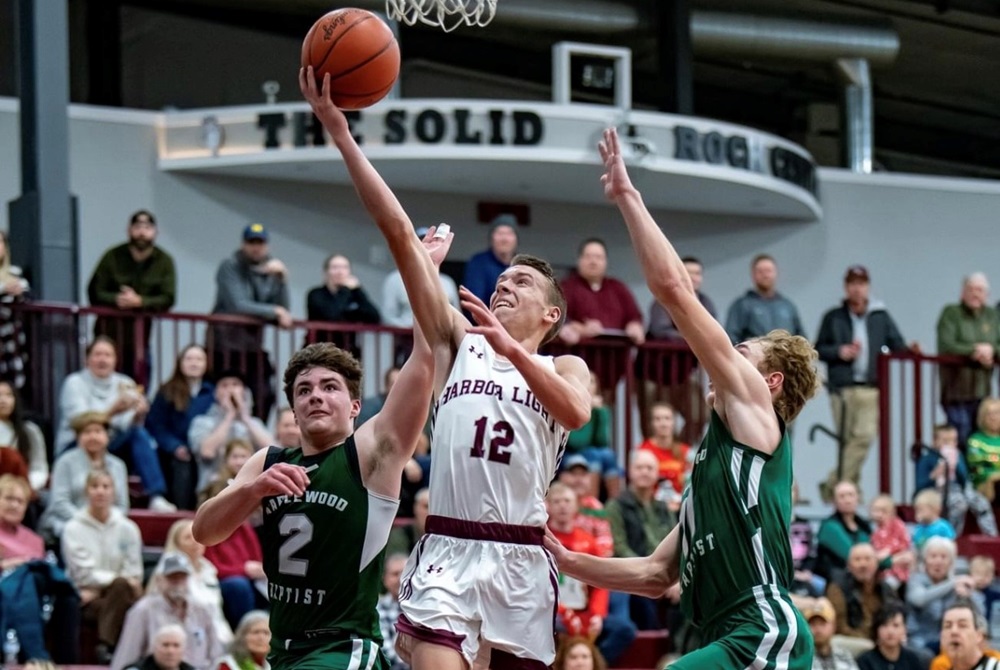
<box><xmin>302</xmin><ymin>8</ymin><xmax>400</xmax><ymax>110</ymax></box>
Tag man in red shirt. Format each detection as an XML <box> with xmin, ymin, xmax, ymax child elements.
<box><xmin>547</xmin><ymin>482</ymin><xmax>635</xmax><ymax>664</ymax></box>
<box><xmin>558</xmin><ymin>455</ymin><xmax>614</xmax><ymax>558</ymax></box>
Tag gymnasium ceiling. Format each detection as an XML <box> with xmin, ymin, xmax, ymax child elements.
<box><xmin>6</xmin><ymin>0</ymin><xmax>1000</xmax><ymax>178</ymax></box>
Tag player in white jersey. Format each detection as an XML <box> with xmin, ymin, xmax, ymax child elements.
<box><xmin>302</xmin><ymin>68</ymin><xmax>592</xmax><ymax>670</ymax></box>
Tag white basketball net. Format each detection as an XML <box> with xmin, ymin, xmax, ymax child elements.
<box><xmin>386</xmin><ymin>0</ymin><xmax>497</xmax><ymax>32</ymax></box>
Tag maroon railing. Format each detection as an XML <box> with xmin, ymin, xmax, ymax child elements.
<box><xmin>11</xmin><ymin>302</ymin><xmax>706</xmax><ymax>466</ymax></box>
<box><xmin>877</xmin><ymin>351</ymin><xmax>999</xmax><ymax>501</ymax></box>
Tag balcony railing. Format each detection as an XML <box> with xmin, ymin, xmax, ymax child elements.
<box><xmin>12</xmin><ymin>302</ymin><xmax>707</xmax><ymax>465</ymax></box>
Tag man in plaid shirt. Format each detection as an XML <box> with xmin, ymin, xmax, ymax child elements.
<box><xmin>378</xmin><ymin>554</ymin><xmax>411</xmax><ymax>670</ymax></box>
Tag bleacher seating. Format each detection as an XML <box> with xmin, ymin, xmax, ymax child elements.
<box><xmin>128</xmin><ymin>508</ymin><xmax>195</xmax><ymax>547</ymax></box>
<box><xmin>611</xmin><ymin>630</ymin><xmax>671</xmax><ymax>669</ymax></box>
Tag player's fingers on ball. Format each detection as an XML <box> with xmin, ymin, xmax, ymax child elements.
<box><xmin>321</xmin><ymin>72</ymin><xmax>332</xmax><ymax>99</ymax></box>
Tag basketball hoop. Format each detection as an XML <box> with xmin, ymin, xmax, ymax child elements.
<box><xmin>386</xmin><ymin>0</ymin><xmax>497</xmax><ymax>32</ymax></box>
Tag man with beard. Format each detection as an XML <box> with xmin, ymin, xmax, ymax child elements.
<box><xmin>88</xmin><ymin>210</ymin><xmax>177</xmax><ymax>382</ymax></box>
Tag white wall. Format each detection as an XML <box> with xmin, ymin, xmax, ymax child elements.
<box><xmin>3</xmin><ymin>99</ymin><xmax>1000</xmax><ymax>506</ymax></box>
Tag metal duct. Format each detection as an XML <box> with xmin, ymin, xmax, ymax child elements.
<box><xmin>346</xmin><ymin>0</ymin><xmax>900</xmax><ymax>68</ymax></box>
<box><xmin>836</xmin><ymin>58</ymin><xmax>874</xmax><ymax>173</ymax></box>
<box><xmin>691</xmin><ymin>11</ymin><xmax>899</xmax><ymax>68</ymax></box>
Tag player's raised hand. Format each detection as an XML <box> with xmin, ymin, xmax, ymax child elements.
<box><xmin>250</xmin><ymin>462</ymin><xmax>310</xmax><ymax>499</ymax></box>
<box><xmin>460</xmin><ymin>286</ymin><xmax>521</xmax><ymax>358</ymax></box>
<box><xmin>598</xmin><ymin>127</ymin><xmax>637</xmax><ymax>202</ymax></box>
<box><xmin>299</xmin><ymin>66</ymin><xmax>349</xmax><ymax>135</ymax></box>
<box><xmin>421</xmin><ymin>224</ymin><xmax>455</xmax><ymax>269</ymax></box>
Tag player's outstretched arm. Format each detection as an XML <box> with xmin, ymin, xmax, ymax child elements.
<box><xmin>600</xmin><ymin>128</ymin><xmax>771</xmax><ymax>417</ymax></box>
<box><xmin>300</xmin><ymin>67</ymin><xmax>459</xmax><ymax>349</ymax></box>
<box><xmin>545</xmin><ymin>525</ymin><xmax>679</xmax><ymax>598</ymax></box>
<box><xmin>192</xmin><ymin>447</ymin><xmax>309</xmax><ymax>546</ymax></box>
<box><xmin>461</xmin><ymin>287</ymin><xmax>591</xmax><ymax>431</ymax></box>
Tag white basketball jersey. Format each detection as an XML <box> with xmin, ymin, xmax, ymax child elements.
<box><xmin>428</xmin><ymin>333</ymin><xmax>569</xmax><ymax>526</ymax></box>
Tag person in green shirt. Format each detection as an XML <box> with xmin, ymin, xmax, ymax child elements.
<box><xmin>87</xmin><ymin>209</ymin><xmax>176</xmax><ymax>383</ymax></box>
<box><xmin>546</xmin><ymin>127</ymin><xmax>821</xmax><ymax>670</ymax></box>
<box><xmin>566</xmin><ymin>371</ymin><xmax>620</xmax><ymax>499</ymax></box>
<box><xmin>967</xmin><ymin>397</ymin><xmax>1000</xmax><ymax>498</ymax></box>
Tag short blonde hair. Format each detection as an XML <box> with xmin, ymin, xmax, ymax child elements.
<box><xmin>70</xmin><ymin>411</ymin><xmax>110</xmax><ymax>434</ymax></box>
<box><xmin>756</xmin><ymin>330</ymin><xmax>820</xmax><ymax>424</ymax></box>
<box><xmin>870</xmin><ymin>494</ymin><xmax>897</xmax><ymax>515</ymax></box>
<box><xmin>970</xmin><ymin>555</ymin><xmax>996</xmax><ymax>575</ymax></box>
<box><xmin>977</xmin><ymin>397</ymin><xmax>1000</xmax><ymax>433</ymax></box>
<box><xmin>914</xmin><ymin>488</ymin><xmax>943</xmax><ymax>512</ymax></box>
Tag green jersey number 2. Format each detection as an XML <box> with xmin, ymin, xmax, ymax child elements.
<box><xmin>278</xmin><ymin>514</ymin><xmax>313</xmax><ymax>577</ymax></box>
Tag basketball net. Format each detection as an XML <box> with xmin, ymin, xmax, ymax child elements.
<box><xmin>386</xmin><ymin>0</ymin><xmax>497</xmax><ymax>32</ymax></box>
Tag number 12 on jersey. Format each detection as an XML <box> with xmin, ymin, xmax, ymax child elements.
<box><xmin>469</xmin><ymin>416</ymin><xmax>514</xmax><ymax>464</ymax></box>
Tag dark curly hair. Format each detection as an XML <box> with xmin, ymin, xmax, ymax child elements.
<box><xmin>283</xmin><ymin>343</ymin><xmax>362</xmax><ymax>405</ymax></box>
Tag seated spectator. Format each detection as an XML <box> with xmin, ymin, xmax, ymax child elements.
<box><xmin>355</xmin><ymin>367</ymin><xmax>400</xmax><ymax>427</ymax></box>
<box><xmin>791</xmin><ymin>481</ymin><xmax>825</xmax><ymax>598</ymax></box>
<box><xmin>39</xmin><ymin>411</ymin><xmax>129</xmax><ymax>544</ymax></box>
<box><xmin>605</xmin><ymin>450</ymin><xmax>675</xmax><ymax>630</ymax></box>
<box><xmin>211</xmin><ymin>610</ymin><xmax>270</xmax><ymax>670</ymax></box>
<box><xmin>800</xmin><ymin>596</ymin><xmax>859</xmax><ymax>670</ymax></box>
<box><xmin>148</xmin><ymin>519</ymin><xmax>232</xmax><ymax>645</ymax></box>
<box><xmin>967</xmin><ymin>398</ymin><xmax>1000</xmax><ymax>501</ymax></box>
<box><xmin>826</xmin><ymin>543</ymin><xmax>897</xmax><ymax>656</ymax></box>
<box><xmin>636</xmin><ymin>401</ymin><xmax>690</xmax><ymax>504</ymax></box>
<box><xmin>567</xmin><ymin>372</ymin><xmax>620</xmax><ymax>499</ymax></box>
<box><xmin>869</xmin><ymin>494</ymin><xmax>915</xmax><ymax>593</ymax></box>
<box><xmin>62</xmin><ymin>468</ymin><xmax>143</xmax><ymax>663</ymax></box>
<box><xmin>0</xmin><ymin>381</ymin><xmax>48</xmax><ymax>497</ymax></box>
<box><xmin>121</xmin><ymin>623</ymin><xmax>195</xmax><ymax>670</ymax></box>
<box><xmin>553</xmin><ymin>635</ymin><xmax>607</xmax><ymax>670</ymax></box>
<box><xmin>816</xmin><ymin>480</ymin><xmax>883</xmax><ymax>582</ymax></box>
<box><xmin>557</xmin><ymin>455</ymin><xmax>614</xmax><ymax>559</ymax></box>
<box><xmin>188</xmin><ymin>369</ymin><xmax>273</xmax><ymax>493</ymax></box>
<box><xmin>377</xmin><ymin>553</ymin><xmax>409</xmax><ymax>670</ymax></box>
<box><xmin>111</xmin><ymin>552</ymin><xmax>225</xmax><ymax>670</ymax></box>
<box><xmin>908</xmin><ymin>537</ymin><xmax>981</xmax><ymax>653</ymax></box>
<box><xmin>55</xmin><ymin>336</ymin><xmax>174</xmax><ymax>511</ymax></box>
<box><xmin>146</xmin><ymin>344</ymin><xmax>215</xmax><ymax>510</ymax></box>
<box><xmin>0</xmin><ymin>474</ymin><xmax>80</xmax><ymax>665</ymax></box>
<box><xmin>198</xmin><ymin>439</ymin><xmax>253</xmax><ymax>508</ymax></box>
<box><xmin>918</xmin><ymin>424</ymin><xmax>998</xmax><ymax>536</ymax></box>
<box><xmin>273</xmin><ymin>407</ymin><xmax>300</xmax><ymax>449</ymax></box>
<box><xmin>857</xmin><ymin>602</ymin><xmax>928</xmax><ymax>670</ymax></box>
<box><xmin>931</xmin><ymin>600</ymin><xmax>1000</xmax><ymax>670</ymax></box>
<box><xmin>385</xmin><ymin>487</ymin><xmax>427</xmax><ymax>558</ymax></box>
<box><xmin>202</xmin><ymin>483</ymin><xmax>267</xmax><ymax>630</ymax></box>
<box><xmin>970</xmin><ymin>556</ymin><xmax>1000</xmax><ymax>648</ymax></box>
<box><xmin>912</xmin><ymin>489</ymin><xmax>957</xmax><ymax>550</ymax></box>
<box><xmin>547</xmin><ymin>482</ymin><xmax>636</xmax><ymax>666</ymax></box>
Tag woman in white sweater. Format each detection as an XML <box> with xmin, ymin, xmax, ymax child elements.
<box><xmin>39</xmin><ymin>411</ymin><xmax>129</xmax><ymax>543</ymax></box>
<box><xmin>62</xmin><ymin>467</ymin><xmax>144</xmax><ymax>661</ymax></box>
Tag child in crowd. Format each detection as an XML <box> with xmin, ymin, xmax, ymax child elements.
<box><xmin>869</xmin><ymin>494</ymin><xmax>915</xmax><ymax>593</ymax></box>
<box><xmin>566</xmin><ymin>372</ymin><xmax>620</xmax><ymax>499</ymax></box>
<box><xmin>911</xmin><ymin>488</ymin><xmax>956</xmax><ymax>550</ymax></box>
<box><xmin>637</xmin><ymin>401</ymin><xmax>691</xmax><ymax>501</ymax></box>
<box><xmin>970</xmin><ymin>555</ymin><xmax>1000</xmax><ymax>645</ymax></box>
<box><xmin>917</xmin><ymin>423</ymin><xmax>998</xmax><ymax>536</ymax></box>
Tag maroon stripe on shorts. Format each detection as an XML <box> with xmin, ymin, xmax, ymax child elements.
<box><xmin>395</xmin><ymin>613</ymin><xmax>465</xmax><ymax>655</ymax></box>
<box><xmin>425</xmin><ymin>515</ymin><xmax>544</xmax><ymax>545</ymax></box>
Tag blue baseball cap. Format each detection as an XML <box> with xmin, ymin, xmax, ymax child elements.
<box><xmin>560</xmin><ymin>454</ymin><xmax>591</xmax><ymax>472</ymax></box>
<box><xmin>243</xmin><ymin>223</ymin><xmax>268</xmax><ymax>242</ymax></box>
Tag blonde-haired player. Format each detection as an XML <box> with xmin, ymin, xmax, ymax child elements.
<box><xmin>546</xmin><ymin>127</ymin><xmax>820</xmax><ymax>669</ymax></box>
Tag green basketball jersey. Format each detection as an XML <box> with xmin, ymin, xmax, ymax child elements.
<box><xmin>678</xmin><ymin>410</ymin><xmax>795</xmax><ymax>628</ymax></box>
<box><xmin>261</xmin><ymin>439</ymin><xmax>399</xmax><ymax>645</ymax></box>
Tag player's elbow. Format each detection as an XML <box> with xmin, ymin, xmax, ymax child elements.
<box><xmin>652</xmin><ymin>277</ymin><xmax>692</xmax><ymax>307</ymax></box>
<box><xmin>564</xmin><ymin>404</ymin><xmax>591</xmax><ymax>431</ymax></box>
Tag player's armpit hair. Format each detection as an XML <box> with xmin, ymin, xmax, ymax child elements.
<box><xmin>760</xmin><ymin>330</ymin><xmax>819</xmax><ymax>424</ymax></box>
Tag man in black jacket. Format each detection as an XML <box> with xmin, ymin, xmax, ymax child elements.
<box><xmin>816</xmin><ymin>265</ymin><xmax>914</xmax><ymax>503</ymax></box>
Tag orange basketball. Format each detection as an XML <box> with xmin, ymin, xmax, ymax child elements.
<box><xmin>302</xmin><ymin>8</ymin><xmax>401</xmax><ymax>110</ymax></box>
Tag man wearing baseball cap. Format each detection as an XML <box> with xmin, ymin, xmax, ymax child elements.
<box><xmin>801</xmin><ymin>596</ymin><xmax>858</xmax><ymax>669</ymax></box>
<box><xmin>816</xmin><ymin>264</ymin><xmax>915</xmax><ymax>503</ymax></box>
<box><xmin>208</xmin><ymin>223</ymin><xmax>292</xmax><ymax>421</ymax></box>
<box><xmin>111</xmin><ymin>552</ymin><xmax>225</xmax><ymax>670</ymax></box>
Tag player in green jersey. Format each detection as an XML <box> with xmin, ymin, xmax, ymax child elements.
<box><xmin>193</xmin><ymin>236</ymin><xmax>448</xmax><ymax>670</ymax></box>
<box><xmin>545</xmin><ymin>127</ymin><xmax>820</xmax><ymax>670</ymax></box>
